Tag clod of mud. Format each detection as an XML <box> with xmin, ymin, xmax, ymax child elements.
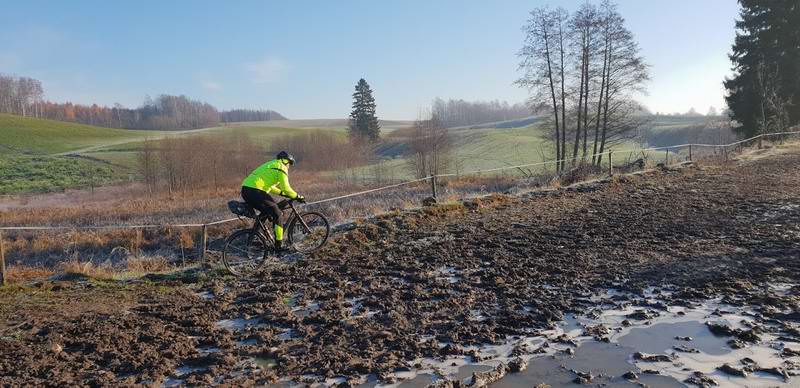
<box><xmin>684</xmin><ymin>371</ymin><xmax>718</xmax><ymax>387</ymax></box>
<box><xmin>717</xmin><ymin>363</ymin><xmax>748</xmax><ymax>377</ymax></box>
<box><xmin>633</xmin><ymin>352</ymin><xmax>674</xmax><ymax>362</ymax></box>
<box><xmin>470</xmin><ymin>363</ymin><xmax>508</xmax><ymax>387</ymax></box>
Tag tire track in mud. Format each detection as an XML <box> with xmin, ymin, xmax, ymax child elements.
<box><xmin>2</xmin><ymin>152</ymin><xmax>800</xmax><ymax>386</ymax></box>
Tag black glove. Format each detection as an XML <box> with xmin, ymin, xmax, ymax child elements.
<box><xmin>295</xmin><ymin>195</ymin><xmax>306</xmax><ymax>203</ymax></box>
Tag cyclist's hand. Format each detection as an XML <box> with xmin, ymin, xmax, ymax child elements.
<box><xmin>296</xmin><ymin>195</ymin><xmax>306</xmax><ymax>203</ymax></box>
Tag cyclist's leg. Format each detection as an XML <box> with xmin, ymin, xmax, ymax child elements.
<box><xmin>242</xmin><ymin>187</ymin><xmax>283</xmax><ymax>234</ymax></box>
<box><xmin>263</xmin><ymin>194</ymin><xmax>286</xmax><ymax>248</ymax></box>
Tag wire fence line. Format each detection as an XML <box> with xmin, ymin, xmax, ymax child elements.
<box><xmin>0</xmin><ymin>130</ymin><xmax>797</xmax><ymax>233</ymax></box>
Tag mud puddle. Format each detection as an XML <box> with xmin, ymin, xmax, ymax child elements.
<box><xmin>337</xmin><ymin>287</ymin><xmax>799</xmax><ymax>388</ymax></box>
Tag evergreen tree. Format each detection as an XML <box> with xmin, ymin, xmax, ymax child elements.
<box><xmin>348</xmin><ymin>78</ymin><xmax>381</xmax><ymax>142</ymax></box>
<box><xmin>724</xmin><ymin>0</ymin><xmax>800</xmax><ymax>136</ymax></box>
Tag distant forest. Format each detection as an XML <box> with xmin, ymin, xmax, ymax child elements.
<box><xmin>430</xmin><ymin>98</ymin><xmax>530</xmax><ymax>128</ymax></box>
<box><xmin>0</xmin><ymin>74</ymin><xmax>285</xmax><ymax>130</ymax></box>
<box><xmin>220</xmin><ymin>109</ymin><xmax>286</xmax><ymax>123</ymax></box>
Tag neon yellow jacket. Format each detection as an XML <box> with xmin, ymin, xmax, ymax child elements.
<box><xmin>242</xmin><ymin>159</ymin><xmax>298</xmax><ymax>198</ymax></box>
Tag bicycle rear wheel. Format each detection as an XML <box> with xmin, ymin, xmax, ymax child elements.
<box><xmin>222</xmin><ymin>229</ymin><xmax>268</xmax><ymax>276</ymax></box>
<box><xmin>288</xmin><ymin>212</ymin><xmax>330</xmax><ymax>254</ymax></box>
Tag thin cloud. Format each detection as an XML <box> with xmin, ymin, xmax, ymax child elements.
<box><xmin>201</xmin><ymin>81</ymin><xmax>222</xmax><ymax>91</ymax></box>
<box><xmin>244</xmin><ymin>56</ymin><xmax>288</xmax><ymax>84</ymax></box>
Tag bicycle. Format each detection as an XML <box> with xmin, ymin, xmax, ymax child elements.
<box><xmin>222</xmin><ymin>198</ymin><xmax>330</xmax><ymax>276</ymax></box>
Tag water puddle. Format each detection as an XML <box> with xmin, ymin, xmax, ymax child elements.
<box><xmin>435</xmin><ymin>266</ymin><xmax>460</xmax><ymax>284</ymax></box>
<box><xmin>215</xmin><ymin>317</ymin><xmax>265</xmax><ymax>330</ymax></box>
<box><xmin>254</xmin><ymin>356</ymin><xmax>278</xmax><ymax>369</ymax></box>
<box><xmin>292</xmin><ymin>301</ymin><xmax>321</xmax><ymax>318</ymax></box>
<box><xmin>377</xmin><ymin>287</ymin><xmax>799</xmax><ymax>387</ymax></box>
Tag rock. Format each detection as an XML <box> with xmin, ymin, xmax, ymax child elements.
<box><xmin>684</xmin><ymin>371</ymin><xmax>718</xmax><ymax>387</ymax></box>
<box><xmin>582</xmin><ymin>325</ymin><xmax>609</xmax><ymax>338</ymax></box>
<box><xmin>728</xmin><ymin>339</ymin><xmax>747</xmax><ymax>349</ymax></box>
<box><xmin>706</xmin><ymin>322</ymin><xmax>735</xmax><ymax>337</ymax></box>
<box><xmin>673</xmin><ymin>345</ymin><xmax>700</xmax><ymax>353</ymax></box>
<box><xmin>755</xmin><ymin>367</ymin><xmax>790</xmax><ymax>382</ymax></box>
<box><xmin>622</xmin><ymin>371</ymin><xmax>638</xmax><ymax>380</ymax></box>
<box><xmin>50</xmin><ymin>342</ymin><xmax>63</xmax><ymax>354</ymax></box>
<box><xmin>621</xmin><ymin>320</ymin><xmax>632</xmax><ymax>327</ymax></box>
<box><xmin>570</xmin><ymin>369</ymin><xmax>593</xmax><ymax>384</ymax></box>
<box><xmin>737</xmin><ymin>329</ymin><xmax>760</xmax><ymax>343</ymax></box>
<box><xmin>470</xmin><ymin>363</ymin><xmax>508</xmax><ymax>387</ymax></box>
<box><xmin>782</xmin><ymin>347</ymin><xmax>800</xmax><ymax>357</ymax></box>
<box><xmin>717</xmin><ymin>363</ymin><xmax>747</xmax><ymax>377</ymax></box>
<box><xmin>633</xmin><ymin>352</ymin><xmax>673</xmax><ymax>362</ymax></box>
<box><xmin>675</xmin><ymin>336</ymin><xmax>693</xmax><ymax>341</ymax></box>
<box><xmin>507</xmin><ymin>357</ymin><xmax>527</xmax><ymax>373</ymax></box>
<box><xmin>626</xmin><ymin>310</ymin><xmax>656</xmax><ymax>320</ymax></box>
<box><xmin>422</xmin><ymin>197</ymin><xmax>438</xmax><ymax>207</ymax></box>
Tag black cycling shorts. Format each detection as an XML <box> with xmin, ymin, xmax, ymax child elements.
<box><xmin>241</xmin><ymin>186</ymin><xmax>284</xmax><ymax>225</ymax></box>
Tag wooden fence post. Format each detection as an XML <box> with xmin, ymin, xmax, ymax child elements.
<box><xmin>665</xmin><ymin>148</ymin><xmax>670</xmax><ymax>166</ymax></box>
<box><xmin>758</xmin><ymin>136</ymin><xmax>763</xmax><ymax>149</ymax></box>
<box><xmin>688</xmin><ymin>145</ymin><xmax>693</xmax><ymax>161</ymax></box>
<box><xmin>200</xmin><ymin>225</ymin><xmax>208</xmax><ymax>263</ymax></box>
<box><xmin>430</xmin><ymin>175</ymin><xmax>438</xmax><ymax>199</ymax></box>
<box><xmin>0</xmin><ymin>230</ymin><xmax>6</xmax><ymax>286</ymax></box>
<box><xmin>135</xmin><ymin>229</ymin><xmax>142</xmax><ymax>258</ymax></box>
<box><xmin>608</xmin><ymin>152</ymin><xmax>613</xmax><ymax>176</ymax></box>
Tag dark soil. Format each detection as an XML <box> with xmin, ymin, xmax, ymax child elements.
<box><xmin>2</xmin><ymin>150</ymin><xmax>800</xmax><ymax>386</ymax></box>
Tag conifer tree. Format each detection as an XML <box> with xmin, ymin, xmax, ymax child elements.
<box><xmin>348</xmin><ymin>78</ymin><xmax>381</xmax><ymax>142</ymax></box>
<box><xmin>724</xmin><ymin>0</ymin><xmax>800</xmax><ymax>136</ymax></box>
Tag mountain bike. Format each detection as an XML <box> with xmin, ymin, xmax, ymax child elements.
<box><xmin>222</xmin><ymin>198</ymin><xmax>330</xmax><ymax>276</ymax></box>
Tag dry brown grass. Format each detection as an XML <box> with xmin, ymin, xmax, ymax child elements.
<box><xmin>57</xmin><ymin>259</ymin><xmax>115</xmax><ymax>280</ymax></box>
<box><xmin>4</xmin><ymin>265</ymin><xmax>55</xmax><ymax>283</ymax></box>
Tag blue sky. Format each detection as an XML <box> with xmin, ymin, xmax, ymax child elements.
<box><xmin>0</xmin><ymin>0</ymin><xmax>739</xmax><ymax>119</ymax></box>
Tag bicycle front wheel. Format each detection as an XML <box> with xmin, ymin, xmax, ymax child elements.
<box><xmin>222</xmin><ymin>229</ymin><xmax>268</xmax><ymax>276</ymax></box>
<box><xmin>288</xmin><ymin>212</ymin><xmax>330</xmax><ymax>254</ymax></box>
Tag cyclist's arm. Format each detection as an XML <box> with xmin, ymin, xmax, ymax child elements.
<box><xmin>277</xmin><ymin>172</ymin><xmax>298</xmax><ymax>199</ymax></box>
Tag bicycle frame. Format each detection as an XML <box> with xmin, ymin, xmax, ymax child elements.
<box><xmin>250</xmin><ymin>200</ymin><xmax>312</xmax><ymax>243</ymax></box>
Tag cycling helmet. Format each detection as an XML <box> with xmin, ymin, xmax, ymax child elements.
<box><xmin>276</xmin><ymin>151</ymin><xmax>296</xmax><ymax>165</ymax></box>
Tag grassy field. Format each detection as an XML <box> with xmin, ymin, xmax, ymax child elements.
<box><xmin>0</xmin><ymin>113</ymin><xmax>714</xmax><ymax>194</ymax></box>
<box><xmin>0</xmin><ymin>114</ymin><xmax>169</xmax><ymax>155</ymax></box>
<box><xmin>0</xmin><ymin>154</ymin><xmax>125</xmax><ymax>194</ymax></box>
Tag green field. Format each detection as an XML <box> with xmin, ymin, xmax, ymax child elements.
<box><xmin>0</xmin><ymin>154</ymin><xmax>125</xmax><ymax>194</ymax></box>
<box><xmin>0</xmin><ymin>115</ymin><xmax>340</xmax><ymax>194</ymax></box>
<box><xmin>0</xmin><ymin>113</ymin><xmax>713</xmax><ymax>194</ymax></box>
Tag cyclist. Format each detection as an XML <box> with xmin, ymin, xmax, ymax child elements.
<box><xmin>241</xmin><ymin>151</ymin><xmax>305</xmax><ymax>253</ymax></box>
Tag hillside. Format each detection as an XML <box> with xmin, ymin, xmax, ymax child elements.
<box><xmin>0</xmin><ymin>114</ymin><xmax>168</xmax><ymax>155</ymax></box>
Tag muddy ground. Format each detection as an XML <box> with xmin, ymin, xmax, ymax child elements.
<box><xmin>1</xmin><ymin>147</ymin><xmax>799</xmax><ymax>387</ymax></box>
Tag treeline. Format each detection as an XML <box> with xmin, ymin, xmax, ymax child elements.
<box><xmin>430</xmin><ymin>98</ymin><xmax>529</xmax><ymax>128</ymax></box>
<box><xmin>35</xmin><ymin>95</ymin><xmax>221</xmax><ymax>130</ymax></box>
<box><xmin>0</xmin><ymin>73</ymin><xmax>285</xmax><ymax>130</ymax></box>
<box><xmin>517</xmin><ymin>1</ymin><xmax>649</xmax><ymax>170</ymax></box>
<box><xmin>220</xmin><ymin>109</ymin><xmax>287</xmax><ymax>122</ymax></box>
<box><xmin>0</xmin><ymin>75</ymin><xmax>44</xmax><ymax>117</ymax></box>
<box><xmin>137</xmin><ymin>131</ymin><xmax>371</xmax><ymax>194</ymax></box>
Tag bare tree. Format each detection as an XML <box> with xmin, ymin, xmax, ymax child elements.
<box><xmin>408</xmin><ymin>117</ymin><xmax>453</xmax><ymax>178</ymax></box>
<box><xmin>518</xmin><ymin>6</ymin><xmax>570</xmax><ymax>171</ymax></box>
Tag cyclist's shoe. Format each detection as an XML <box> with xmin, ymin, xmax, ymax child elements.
<box><xmin>274</xmin><ymin>240</ymin><xmax>291</xmax><ymax>255</ymax></box>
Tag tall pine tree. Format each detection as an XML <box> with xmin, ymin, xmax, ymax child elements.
<box><xmin>348</xmin><ymin>78</ymin><xmax>381</xmax><ymax>142</ymax></box>
<box><xmin>724</xmin><ymin>0</ymin><xmax>800</xmax><ymax>136</ymax></box>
